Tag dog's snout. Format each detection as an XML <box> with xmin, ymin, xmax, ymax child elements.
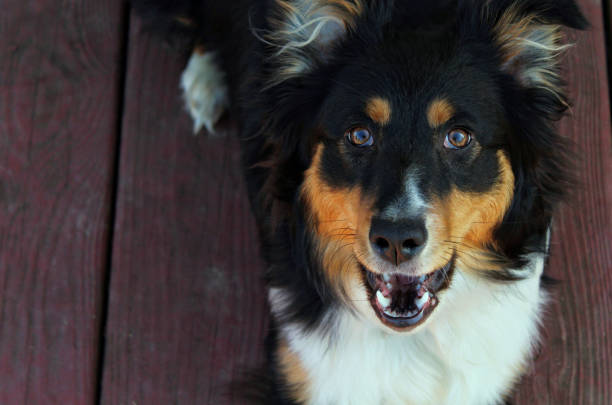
<box><xmin>369</xmin><ymin>217</ymin><xmax>427</xmax><ymax>266</ymax></box>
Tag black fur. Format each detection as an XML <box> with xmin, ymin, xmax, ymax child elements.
<box><xmin>133</xmin><ymin>0</ymin><xmax>586</xmax><ymax>402</ymax></box>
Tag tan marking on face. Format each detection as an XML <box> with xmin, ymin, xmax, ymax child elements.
<box><xmin>301</xmin><ymin>144</ymin><xmax>375</xmax><ymax>292</ymax></box>
<box><xmin>428</xmin><ymin>150</ymin><xmax>515</xmax><ymax>272</ymax></box>
<box><xmin>427</xmin><ymin>98</ymin><xmax>455</xmax><ymax>128</ymax></box>
<box><xmin>365</xmin><ymin>97</ymin><xmax>391</xmax><ymax>126</ymax></box>
<box><xmin>277</xmin><ymin>340</ymin><xmax>310</xmax><ymax>403</ymax></box>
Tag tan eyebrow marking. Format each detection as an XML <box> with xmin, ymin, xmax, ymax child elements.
<box><xmin>365</xmin><ymin>97</ymin><xmax>392</xmax><ymax>126</ymax></box>
<box><xmin>427</xmin><ymin>98</ymin><xmax>455</xmax><ymax>128</ymax></box>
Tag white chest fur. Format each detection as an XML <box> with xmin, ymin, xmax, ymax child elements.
<box><xmin>272</xmin><ymin>255</ymin><xmax>546</xmax><ymax>405</ymax></box>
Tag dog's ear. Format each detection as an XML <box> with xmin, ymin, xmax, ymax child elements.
<box><xmin>477</xmin><ymin>0</ymin><xmax>587</xmax><ymax>262</ymax></box>
<box><xmin>263</xmin><ymin>0</ymin><xmax>365</xmax><ymax>85</ymax></box>
<box><xmin>486</xmin><ymin>0</ymin><xmax>587</xmax><ymax>94</ymax></box>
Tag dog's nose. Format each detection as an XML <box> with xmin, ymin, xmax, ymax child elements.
<box><xmin>369</xmin><ymin>217</ymin><xmax>427</xmax><ymax>265</ymax></box>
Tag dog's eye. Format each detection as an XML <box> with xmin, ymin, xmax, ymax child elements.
<box><xmin>346</xmin><ymin>127</ymin><xmax>373</xmax><ymax>147</ymax></box>
<box><xmin>444</xmin><ymin>129</ymin><xmax>472</xmax><ymax>149</ymax></box>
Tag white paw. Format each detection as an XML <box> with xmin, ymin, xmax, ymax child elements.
<box><xmin>180</xmin><ymin>51</ymin><xmax>229</xmax><ymax>134</ymax></box>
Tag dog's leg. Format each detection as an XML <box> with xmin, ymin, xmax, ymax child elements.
<box><xmin>180</xmin><ymin>46</ymin><xmax>229</xmax><ymax>134</ymax></box>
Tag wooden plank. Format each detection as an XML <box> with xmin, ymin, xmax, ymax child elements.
<box><xmin>0</xmin><ymin>0</ymin><xmax>125</xmax><ymax>403</ymax></box>
<box><xmin>100</xmin><ymin>15</ymin><xmax>268</xmax><ymax>404</ymax></box>
<box><xmin>607</xmin><ymin>0</ymin><xmax>612</xmax><ymax>101</ymax></box>
<box><xmin>514</xmin><ymin>0</ymin><xmax>612</xmax><ymax>403</ymax></box>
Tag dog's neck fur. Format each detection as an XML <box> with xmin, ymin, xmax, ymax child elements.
<box><xmin>271</xmin><ymin>252</ymin><xmax>546</xmax><ymax>405</ymax></box>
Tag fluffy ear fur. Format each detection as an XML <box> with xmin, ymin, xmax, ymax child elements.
<box><xmin>486</xmin><ymin>0</ymin><xmax>587</xmax><ymax>96</ymax></box>
<box><xmin>494</xmin><ymin>14</ymin><xmax>568</xmax><ymax>95</ymax></box>
<box><xmin>262</xmin><ymin>0</ymin><xmax>365</xmax><ymax>85</ymax></box>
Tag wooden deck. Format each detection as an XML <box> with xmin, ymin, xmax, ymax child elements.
<box><xmin>0</xmin><ymin>1</ymin><xmax>610</xmax><ymax>404</ymax></box>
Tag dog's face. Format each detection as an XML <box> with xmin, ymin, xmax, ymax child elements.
<box><xmin>263</xmin><ymin>0</ymin><xmax>586</xmax><ymax>332</ymax></box>
<box><xmin>301</xmin><ymin>47</ymin><xmax>516</xmax><ymax>330</ymax></box>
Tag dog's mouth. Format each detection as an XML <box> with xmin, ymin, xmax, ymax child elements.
<box><xmin>361</xmin><ymin>254</ymin><xmax>455</xmax><ymax>331</ymax></box>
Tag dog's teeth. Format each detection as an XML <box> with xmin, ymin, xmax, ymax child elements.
<box><xmin>376</xmin><ymin>290</ymin><xmax>391</xmax><ymax>308</ymax></box>
<box><xmin>406</xmin><ymin>308</ymin><xmax>419</xmax><ymax>317</ymax></box>
<box><xmin>381</xmin><ymin>306</ymin><xmax>421</xmax><ymax>319</ymax></box>
<box><xmin>383</xmin><ymin>273</ymin><xmax>391</xmax><ymax>282</ymax></box>
<box><xmin>386</xmin><ymin>282</ymin><xmax>393</xmax><ymax>291</ymax></box>
<box><xmin>415</xmin><ymin>291</ymin><xmax>430</xmax><ymax>309</ymax></box>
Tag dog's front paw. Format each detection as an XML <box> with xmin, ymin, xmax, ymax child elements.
<box><xmin>180</xmin><ymin>50</ymin><xmax>229</xmax><ymax>134</ymax></box>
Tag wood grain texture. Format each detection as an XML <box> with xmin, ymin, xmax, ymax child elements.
<box><xmin>100</xmin><ymin>15</ymin><xmax>268</xmax><ymax>405</ymax></box>
<box><xmin>514</xmin><ymin>0</ymin><xmax>612</xmax><ymax>403</ymax></box>
<box><xmin>0</xmin><ymin>0</ymin><xmax>124</xmax><ymax>403</ymax></box>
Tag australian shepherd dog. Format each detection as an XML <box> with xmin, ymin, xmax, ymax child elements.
<box><xmin>134</xmin><ymin>0</ymin><xmax>587</xmax><ymax>403</ymax></box>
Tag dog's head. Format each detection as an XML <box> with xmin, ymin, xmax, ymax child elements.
<box><xmin>259</xmin><ymin>0</ymin><xmax>586</xmax><ymax>332</ymax></box>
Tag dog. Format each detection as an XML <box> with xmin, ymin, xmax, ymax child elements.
<box><xmin>134</xmin><ymin>1</ymin><xmax>587</xmax><ymax>403</ymax></box>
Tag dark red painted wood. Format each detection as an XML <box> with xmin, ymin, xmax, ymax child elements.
<box><xmin>100</xmin><ymin>16</ymin><xmax>268</xmax><ymax>405</ymax></box>
<box><xmin>0</xmin><ymin>0</ymin><xmax>124</xmax><ymax>403</ymax></box>
<box><xmin>514</xmin><ymin>0</ymin><xmax>612</xmax><ymax>403</ymax></box>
